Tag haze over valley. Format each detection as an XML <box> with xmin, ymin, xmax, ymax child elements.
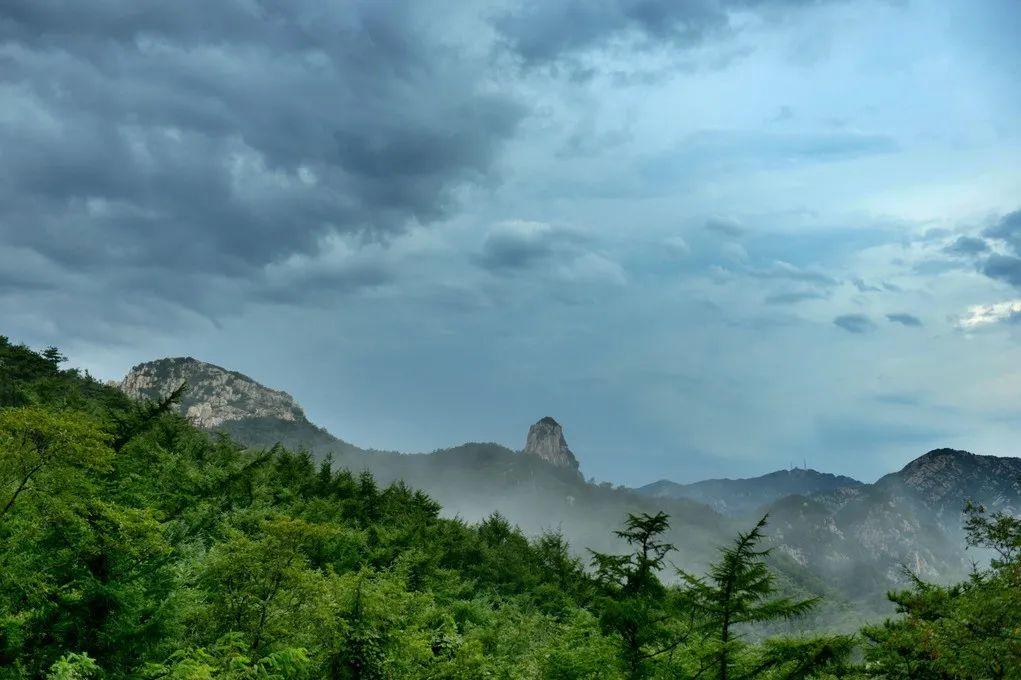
<box><xmin>115</xmin><ymin>354</ymin><xmax>1021</xmax><ymax>627</ymax></box>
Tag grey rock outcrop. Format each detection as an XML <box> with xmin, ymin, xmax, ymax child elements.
<box><xmin>523</xmin><ymin>417</ymin><xmax>579</xmax><ymax>469</ymax></box>
<box><xmin>120</xmin><ymin>357</ymin><xmax>305</xmax><ymax>429</ymax></box>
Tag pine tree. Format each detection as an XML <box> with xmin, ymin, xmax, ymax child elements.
<box><xmin>679</xmin><ymin>515</ymin><xmax>817</xmax><ymax>680</ymax></box>
<box><xmin>590</xmin><ymin>512</ymin><xmax>688</xmax><ymax>679</ymax></box>
<box><xmin>863</xmin><ymin>502</ymin><xmax>1021</xmax><ymax>678</ymax></box>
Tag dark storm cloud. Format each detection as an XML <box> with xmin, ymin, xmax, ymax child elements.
<box><xmin>0</xmin><ymin>273</ymin><xmax>54</xmax><ymax>294</ymax></box>
<box><xmin>982</xmin><ymin>210</ymin><xmax>1021</xmax><ymax>253</ymax></box>
<box><xmin>495</xmin><ymin>0</ymin><xmax>822</xmax><ymax>66</ymax></box>
<box><xmin>478</xmin><ymin>222</ymin><xmax>588</xmax><ymax>271</ymax></box>
<box><xmin>886</xmin><ymin>313</ymin><xmax>922</xmax><ymax>327</ymax></box>
<box><xmin>970</xmin><ymin>210</ymin><xmax>1021</xmax><ymax>290</ymax></box>
<box><xmin>254</xmin><ymin>261</ymin><xmax>394</xmax><ymax>306</ymax></box>
<box><xmin>833</xmin><ymin>313</ymin><xmax>874</xmax><ymax>334</ymax></box>
<box><xmin>981</xmin><ymin>255</ymin><xmax>1021</xmax><ymax>289</ymax></box>
<box><xmin>0</xmin><ymin>1</ymin><xmax>524</xmax><ymax>308</ymax></box>
<box><xmin>496</xmin><ymin>1</ymin><xmax>728</xmax><ymax>65</ymax></box>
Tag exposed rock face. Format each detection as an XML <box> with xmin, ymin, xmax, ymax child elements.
<box><xmin>120</xmin><ymin>357</ymin><xmax>305</xmax><ymax>429</ymax></box>
<box><xmin>523</xmin><ymin>417</ymin><xmax>579</xmax><ymax>469</ymax></box>
<box><xmin>878</xmin><ymin>448</ymin><xmax>1021</xmax><ymax>515</ymax></box>
<box><xmin>765</xmin><ymin>448</ymin><xmax>1021</xmax><ymax>590</ymax></box>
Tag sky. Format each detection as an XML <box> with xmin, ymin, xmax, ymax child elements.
<box><xmin>2</xmin><ymin>0</ymin><xmax>1021</xmax><ymax>486</ymax></box>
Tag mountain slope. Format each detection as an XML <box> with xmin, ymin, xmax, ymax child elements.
<box><xmin>765</xmin><ymin>449</ymin><xmax>1021</xmax><ymax>604</ymax></box>
<box><xmin>876</xmin><ymin>448</ymin><xmax>1021</xmax><ymax>518</ymax></box>
<box><xmin>118</xmin><ymin>357</ymin><xmax>1021</xmax><ymax>628</ymax></box>
<box><xmin>118</xmin><ymin>358</ymin><xmax>737</xmax><ymax>575</ymax></box>
<box><xmin>638</xmin><ymin>468</ymin><xmax>863</xmax><ymax>517</ymax></box>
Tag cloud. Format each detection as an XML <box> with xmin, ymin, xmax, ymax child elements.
<box><xmin>749</xmin><ymin>260</ymin><xmax>838</xmax><ymax>287</ymax></box>
<box><xmin>705</xmin><ymin>216</ymin><xmax>746</xmax><ymax>237</ymax></box>
<box><xmin>256</xmin><ymin>236</ymin><xmax>394</xmax><ymax>305</ymax></box>
<box><xmin>981</xmin><ymin>255</ymin><xmax>1021</xmax><ymax>288</ymax></box>
<box><xmin>476</xmin><ymin>220</ymin><xmax>625</xmax><ymax>294</ymax></box>
<box><xmin>0</xmin><ymin>1</ymin><xmax>524</xmax><ymax>315</ymax></box>
<box><xmin>982</xmin><ymin>210</ymin><xmax>1021</xmax><ymax>253</ymax></box>
<box><xmin>974</xmin><ymin>210</ymin><xmax>1021</xmax><ymax>289</ymax></box>
<box><xmin>833</xmin><ymin>314</ymin><xmax>874</xmax><ymax>334</ymax></box>
<box><xmin>764</xmin><ymin>290</ymin><xmax>828</xmax><ymax>305</ymax></box>
<box><xmin>495</xmin><ymin>1</ymin><xmax>733</xmax><ymax>66</ymax></box>
<box><xmin>853</xmin><ymin>278</ymin><xmax>882</xmax><ymax>293</ymax></box>
<box><xmin>639</xmin><ymin>130</ymin><xmax>900</xmax><ymax>187</ymax></box>
<box><xmin>494</xmin><ymin>0</ymin><xmax>839</xmax><ymax>68</ymax></box>
<box><xmin>943</xmin><ymin>235</ymin><xmax>989</xmax><ymax>257</ymax></box>
<box><xmin>955</xmin><ymin>300</ymin><xmax>1021</xmax><ymax>329</ymax></box>
<box><xmin>886</xmin><ymin>313</ymin><xmax>922</xmax><ymax>327</ymax></box>
<box><xmin>663</xmin><ymin>236</ymin><xmax>691</xmax><ymax>257</ymax></box>
<box><xmin>479</xmin><ymin>221</ymin><xmax>586</xmax><ymax>271</ymax></box>
<box><xmin>0</xmin><ymin>247</ymin><xmax>62</xmax><ymax>294</ymax></box>
<box><xmin>556</xmin><ymin>252</ymin><xmax>627</xmax><ymax>287</ymax></box>
<box><xmin>873</xmin><ymin>391</ymin><xmax>923</xmax><ymax>406</ymax></box>
<box><xmin>771</xmin><ymin>105</ymin><xmax>795</xmax><ymax>123</ymax></box>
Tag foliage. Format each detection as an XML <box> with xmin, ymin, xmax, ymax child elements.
<box><xmin>862</xmin><ymin>502</ymin><xmax>1021</xmax><ymax>679</ymax></box>
<box><xmin>0</xmin><ymin>336</ymin><xmax>1012</xmax><ymax>678</ymax></box>
<box><xmin>676</xmin><ymin>515</ymin><xmax>848</xmax><ymax>680</ymax></box>
<box><xmin>589</xmin><ymin>512</ymin><xmax>687</xmax><ymax>679</ymax></box>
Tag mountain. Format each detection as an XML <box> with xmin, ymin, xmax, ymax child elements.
<box><xmin>876</xmin><ymin>447</ymin><xmax>1021</xmax><ymax>517</ymax></box>
<box><xmin>117</xmin><ymin>357</ymin><xmax>1021</xmax><ymax>629</ymax></box>
<box><xmin>120</xmin><ymin>357</ymin><xmax>363</xmax><ymax>456</ymax></box>
<box><xmin>523</xmin><ymin>416</ymin><xmax>580</xmax><ymax>469</ymax></box>
<box><xmin>118</xmin><ymin>357</ymin><xmax>737</xmax><ymax>576</ymax></box>
<box><xmin>764</xmin><ymin>448</ymin><xmax>1021</xmax><ymax>606</ymax></box>
<box><xmin>637</xmin><ymin>468</ymin><xmax>863</xmax><ymax>517</ymax></box>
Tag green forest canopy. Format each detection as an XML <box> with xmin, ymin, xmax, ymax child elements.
<box><xmin>0</xmin><ymin>336</ymin><xmax>1018</xmax><ymax>679</ymax></box>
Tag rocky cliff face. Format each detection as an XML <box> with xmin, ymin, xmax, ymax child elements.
<box><xmin>120</xmin><ymin>357</ymin><xmax>306</xmax><ymax>429</ymax></box>
<box><xmin>523</xmin><ymin>417</ymin><xmax>579</xmax><ymax>469</ymax></box>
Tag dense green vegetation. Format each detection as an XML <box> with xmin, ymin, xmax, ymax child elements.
<box><xmin>1</xmin><ymin>336</ymin><xmax>1018</xmax><ymax>678</ymax></box>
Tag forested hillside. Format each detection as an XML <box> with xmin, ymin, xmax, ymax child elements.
<box><xmin>118</xmin><ymin>356</ymin><xmax>1021</xmax><ymax>631</ymax></box>
<box><xmin>115</xmin><ymin>359</ymin><xmax>763</xmax><ymax>594</ymax></box>
<box><xmin>2</xmin><ymin>336</ymin><xmax>1019</xmax><ymax>678</ymax></box>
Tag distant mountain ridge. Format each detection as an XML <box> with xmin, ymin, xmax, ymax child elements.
<box><xmin>762</xmin><ymin>448</ymin><xmax>1021</xmax><ymax>607</ymax></box>
<box><xmin>638</xmin><ymin>448</ymin><xmax>1021</xmax><ymax>602</ymax></box>
<box><xmin>877</xmin><ymin>447</ymin><xmax>1021</xmax><ymax>516</ymax></box>
<box><xmin>117</xmin><ymin>357</ymin><xmax>736</xmax><ymax>578</ymax></box>
<box><xmin>637</xmin><ymin>468</ymin><xmax>864</xmax><ymax>516</ymax></box>
<box><xmin>117</xmin><ymin>355</ymin><xmax>1021</xmax><ymax>628</ymax></box>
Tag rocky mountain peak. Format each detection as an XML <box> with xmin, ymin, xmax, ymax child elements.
<box><xmin>879</xmin><ymin>448</ymin><xmax>1021</xmax><ymax>514</ymax></box>
<box><xmin>120</xmin><ymin>357</ymin><xmax>306</xmax><ymax>429</ymax></box>
<box><xmin>523</xmin><ymin>416</ymin><xmax>579</xmax><ymax>469</ymax></box>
